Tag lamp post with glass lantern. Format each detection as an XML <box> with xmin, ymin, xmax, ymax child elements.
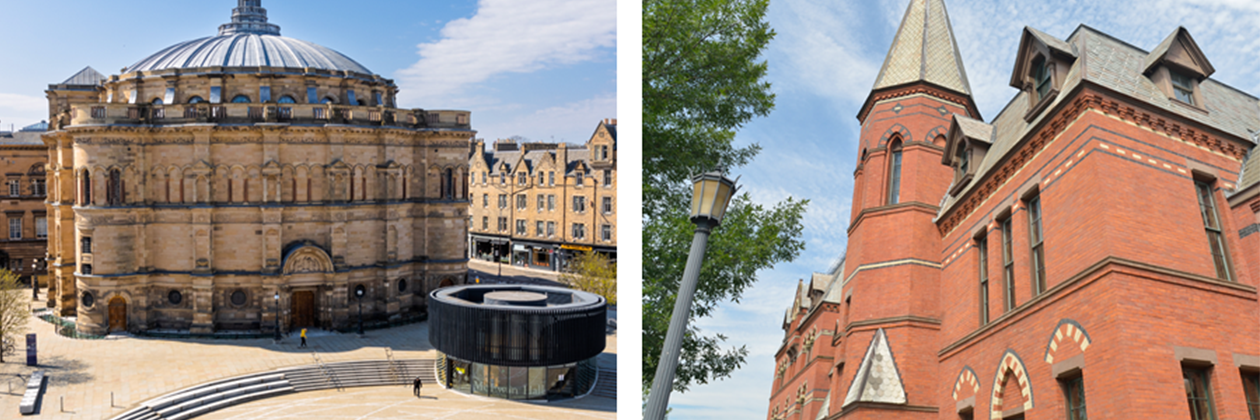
<box><xmin>644</xmin><ymin>169</ymin><xmax>738</xmax><ymax>420</ymax></box>
<box><xmin>273</xmin><ymin>291</ymin><xmax>281</xmax><ymax>342</ymax></box>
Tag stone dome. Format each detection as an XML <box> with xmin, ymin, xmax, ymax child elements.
<box><xmin>123</xmin><ymin>0</ymin><xmax>372</xmax><ymax>75</ymax></box>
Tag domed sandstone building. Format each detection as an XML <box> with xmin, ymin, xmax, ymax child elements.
<box><xmin>41</xmin><ymin>0</ymin><xmax>473</xmax><ymax>335</ymax></box>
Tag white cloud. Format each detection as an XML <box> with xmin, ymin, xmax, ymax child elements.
<box><xmin>394</xmin><ymin>0</ymin><xmax>616</xmax><ymax>107</ymax></box>
<box><xmin>474</xmin><ymin>93</ymin><xmax>615</xmax><ymax>143</ymax></box>
<box><xmin>0</xmin><ymin>92</ymin><xmax>48</xmax><ymax>129</ymax></box>
<box><xmin>772</xmin><ymin>0</ymin><xmax>882</xmax><ymax>105</ymax></box>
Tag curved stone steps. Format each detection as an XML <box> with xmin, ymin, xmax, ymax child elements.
<box><xmin>109</xmin><ymin>359</ymin><xmax>436</xmax><ymax>420</ymax></box>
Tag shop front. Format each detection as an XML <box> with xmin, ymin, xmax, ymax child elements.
<box><xmin>470</xmin><ymin>234</ymin><xmax>510</xmax><ymax>263</ymax></box>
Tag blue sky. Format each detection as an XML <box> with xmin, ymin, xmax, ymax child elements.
<box><xmin>0</xmin><ymin>0</ymin><xmax>615</xmax><ymax>144</ymax></box>
<box><xmin>667</xmin><ymin>0</ymin><xmax>1260</xmax><ymax>418</ymax></box>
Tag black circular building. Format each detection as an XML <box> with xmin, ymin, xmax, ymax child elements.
<box><xmin>429</xmin><ymin>285</ymin><xmax>607</xmax><ymax>400</ymax></box>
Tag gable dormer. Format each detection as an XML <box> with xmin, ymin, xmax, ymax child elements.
<box><xmin>941</xmin><ymin>114</ymin><xmax>994</xmax><ymax>196</ymax></box>
<box><xmin>588</xmin><ymin>118</ymin><xmax>616</xmax><ymax>168</ymax></box>
<box><xmin>1010</xmin><ymin>27</ymin><xmax>1078</xmax><ymax>121</ymax></box>
<box><xmin>1143</xmin><ymin>27</ymin><xmax>1214</xmax><ymax>110</ymax></box>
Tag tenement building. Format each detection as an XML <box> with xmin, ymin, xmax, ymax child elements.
<box><xmin>41</xmin><ymin>0</ymin><xmax>473</xmax><ymax>335</ymax></box>
<box><xmin>467</xmin><ymin>119</ymin><xmax>617</xmax><ymax>272</ymax></box>
<box><xmin>767</xmin><ymin>1</ymin><xmax>1260</xmax><ymax>419</ymax></box>
<box><xmin>0</xmin><ymin>122</ymin><xmax>50</xmax><ymax>284</ymax></box>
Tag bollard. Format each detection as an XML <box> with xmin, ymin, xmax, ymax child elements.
<box><xmin>60</xmin><ymin>395</ymin><xmax>64</xmax><ymax>412</ymax></box>
<box><xmin>111</xmin><ymin>392</ymin><xmax>114</xmax><ymax>407</ymax></box>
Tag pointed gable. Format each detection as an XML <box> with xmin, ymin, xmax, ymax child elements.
<box><xmin>842</xmin><ymin>328</ymin><xmax>908</xmax><ymax>406</ymax></box>
<box><xmin>872</xmin><ymin>0</ymin><xmax>971</xmax><ymax>96</ymax></box>
<box><xmin>1143</xmin><ymin>27</ymin><xmax>1214</xmax><ymax>78</ymax></box>
<box><xmin>61</xmin><ymin>66</ymin><xmax>105</xmax><ymax>86</ymax></box>
<box><xmin>1009</xmin><ymin>26</ymin><xmax>1077</xmax><ymax>89</ymax></box>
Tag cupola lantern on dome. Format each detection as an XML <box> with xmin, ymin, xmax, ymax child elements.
<box><xmin>218</xmin><ymin>0</ymin><xmax>281</xmax><ymax>36</ymax></box>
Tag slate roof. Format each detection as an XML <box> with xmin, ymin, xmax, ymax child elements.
<box><xmin>1236</xmin><ymin>129</ymin><xmax>1260</xmax><ymax>194</ymax></box>
<box><xmin>872</xmin><ymin>0</ymin><xmax>971</xmax><ymax>96</ymax></box>
<box><xmin>938</xmin><ymin>25</ymin><xmax>1260</xmax><ymax>218</ymax></box>
<box><xmin>952</xmin><ymin>115</ymin><xmax>994</xmax><ymax>144</ymax></box>
<box><xmin>0</xmin><ymin>131</ymin><xmax>45</xmax><ymax>146</ymax></box>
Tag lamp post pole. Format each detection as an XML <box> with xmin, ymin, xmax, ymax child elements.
<box><xmin>31</xmin><ymin>261</ymin><xmax>38</xmax><ymax>301</ymax></box>
<box><xmin>644</xmin><ymin>169</ymin><xmax>737</xmax><ymax>420</ymax></box>
<box><xmin>355</xmin><ymin>285</ymin><xmax>365</xmax><ymax>335</ymax></box>
<box><xmin>273</xmin><ymin>292</ymin><xmax>281</xmax><ymax>342</ymax></box>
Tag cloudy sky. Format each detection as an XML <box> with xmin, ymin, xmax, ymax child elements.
<box><xmin>0</xmin><ymin>0</ymin><xmax>615</xmax><ymax>144</ymax></box>
<box><xmin>667</xmin><ymin>0</ymin><xmax>1259</xmax><ymax>418</ymax></box>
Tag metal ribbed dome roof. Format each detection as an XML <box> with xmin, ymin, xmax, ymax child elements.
<box><xmin>123</xmin><ymin>0</ymin><xmax>372</xmax><ymax>75</ymax></box>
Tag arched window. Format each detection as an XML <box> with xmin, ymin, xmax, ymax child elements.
<box><xmin>277</xmin><ymin>95</ymin><xmax>296</xmax><ymax>104</ymax></box>
<box><xmin>188</xmin><ymin>96</ymin><xmax>205</xmax><ymax>104</ymax></box>
<box><xmin>231</xmin><ymin>95</ymin><xmax>251</xmax><ymax>103</ymax></box>
<box><xmin>461</xmin><ymin>169</ymin><xmax>468</xmax><ymax>199</ymax></box>
<box><xmin>887</xmin><ymin>139</ymin><xmax>902</xmax><ymax>205</ymax></box>
<box><xmin>151</xmin><ymin>98</ymin><xmax>164</xmax><ymax>105</ymax></box>
<box><xmin>107</xmin><ymin>169</ymin><xmax>122</xmax><ymax>205</ymax></box>
<box><xmin>321</xmin><ymin>97</ymin><xmax>336</xmax><ymax>104</ymax></box>
<box><xmin>954</xmin><ymin>142</ymin><xmax>969</xmax><ymax>179</ymax></box>
<box><xmin>78</xmin><ymin>169</ymin><xmax>91</xmax><ymax>205</ymax></box>
<box><xmin>442</xmin><ymin>168</ymin><xmax>454</xmax><ymax>200</ymax></box>
<box><xmin>1032</xmin><ymin>55</ymin><xmax>1051</xmax><ymax>101</ymax></box>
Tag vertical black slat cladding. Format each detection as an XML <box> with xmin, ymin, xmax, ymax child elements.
<box><xmin>429</xmin><ymin>285</ymin><xmax>607</xmax><ymax>367</ymax></box>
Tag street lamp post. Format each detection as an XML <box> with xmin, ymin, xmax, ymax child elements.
<box><xmin>273</xmin><ymin>291</ymin><xmax>281</xmax><ymax>342</ymax></box>
<box><xmin>31</xmin><ymin>261</ymin><xmax>38</xmax><ymax>301</ymax></box>
<box><xmin>354</xmin><ymin>284</ymin><xmax>365</xmax><ymax>335</ymax></box>
<box><xmin>645</xmin><ymin>169</ymin><xmax>738</xmax><ymax>420</ymax></box>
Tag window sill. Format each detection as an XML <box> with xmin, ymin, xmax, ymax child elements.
<box><xmin>1169</xmin><ymin>97</ymin><xmax>1209</xmax><ymax>115</ymax></box>
<box><xmin>1022</xmin><ymin>88</ymin><xmax>1058</xmax><ymax>122</ymax></box>
<box><xmin>948</xmin><ymin>174</ymin><xmax>974</xmax><ymax>197</ymax></box>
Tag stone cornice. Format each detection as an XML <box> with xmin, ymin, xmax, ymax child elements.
<box><xmin>858</xmin><ymin>81</ymin><xmax>981</xmax><ymax>123</ymax></box>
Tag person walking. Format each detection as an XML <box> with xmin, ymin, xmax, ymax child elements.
<box><xmin>299</xmin><ymin>328</ymin><xmax>307</xmax><ymax>348</ymax></box>
<box><xmin>413</xmin><ymin>376</ymin><xmax>423</xmax><ymax>397</ymax></box>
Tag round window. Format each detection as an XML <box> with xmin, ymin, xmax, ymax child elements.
<box><xmin>230</xmin><ymin>290</ymin><xmax>247</xmax><ymax>306</ymax></box>
<box><xmin>81</xmin><ymin>291</ymin><xmax>95</xmax><ymax>308</ymax></box>
<box><xmin>354</xmin><ymin>284</ymin><xmax>366</xmax><ymax>298</ymax></box>
<box><xmin>398</xmin><ymin>279</ymin><xmax>407</xmax><ymax>293</ymax></box>
<box><xmin>168</xmin><ymin>290</ymin><xmax>182</xmax><ymax>305</ymax></box>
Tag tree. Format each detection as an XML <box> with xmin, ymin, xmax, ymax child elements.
<box><xmin>559</xmin><ymin>250</ymin><xmax>617</xmax><ymax>305</ymax></box>
<box><xmin>644</xmin><ymin>0</ymin><xmax>808</xmax><ymax>395</ymax></box>
<box><xmin>0</xmin><ymin>269</ymin><xmax>28</xmax><ymax>363</ymax></box>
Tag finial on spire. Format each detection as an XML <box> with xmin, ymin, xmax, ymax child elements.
<box><xmin>218</xmin><ymin>0</ymin><xmax>281</xmax><ymax>36</ymax></box>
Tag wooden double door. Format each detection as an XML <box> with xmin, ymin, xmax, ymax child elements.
<box><xmin>289</xmin><ymin>290</ymin><xmax>316</xmax><ymax>329</ymax></box>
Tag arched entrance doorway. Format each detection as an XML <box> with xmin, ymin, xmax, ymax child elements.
<box><xmin>281</xmin><ymin>243</ymin><xmax>335</xmax><ymax>330</ymax></box>
<box><xmin>439</xmin><ymin>278</ymin><xmax>454</xmax><ymax>288</ymax></box>
<box><xmin>108</xmin><ymin>297</ymin><xmax>127</xmax><ymax>332</ymax></box>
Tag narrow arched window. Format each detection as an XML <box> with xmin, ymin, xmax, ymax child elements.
<box><xmin>79</xmin><ymin>169</ymin><xmax>91</xmax><ymax>205</ymax></box>
<box><xmin>231</xmin><ymin>95</ymin><xmax>251</xmax><ymax>103</ymax></box>
<box><xmin>887</xmin><ymin>139</ymin><xmax>903</xmax><ymax>205</ymax></box>
<box><xmin>955</xmin><ymin>143</ymin><xmax>969</xmax><ymax>179</ymax></box>
<box><xmin>1032</xmin><ymin>55</ymin><xmax>1051</xmax><ymax>101</ymax></box>
<box><xmin>107</xmin><ymin>169</ymin><xmax>122</xmax><ymax>205</ymax></box>
<box><xmin>442</xmin><ymin>168</ymin><xmax>454</xmax><ymax>200</ymax></box>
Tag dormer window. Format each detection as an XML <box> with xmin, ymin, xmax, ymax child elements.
<box><xmin>1170</xmin><ymin>70</ymin><xmax>1195</xmax><ymax>105</ymax></box>
<box><xmin>1143</xmin><ymin>27</ymin><xmax>1214</xmax><ymax>111</ymax></box>
<box><xmin>1010</xmin><ymin>27</ymin><xmax>1078</xmax><ymax>122</ymax></box>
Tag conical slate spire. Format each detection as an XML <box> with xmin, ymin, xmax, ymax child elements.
<box><xmin>871</xmin><ymin>0</ymin><xmax>971</xmax><ymax>96</ymax></box>
<box><xmin>218</xmin><ymin>0</ymin><xmax>281</xmax><ymax>36</ymax></box>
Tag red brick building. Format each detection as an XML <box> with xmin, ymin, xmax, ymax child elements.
<box><xmin>766</xmin><ymin>1</ymin><xmax>1260</xmax><ymax>419</ymax></box>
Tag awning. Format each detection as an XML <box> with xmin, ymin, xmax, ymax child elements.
<box><xmin>560</xmin><ymin>244</ymin><xmax>593</xmax><ymax>252</ymax></box>
<box><xmin>513</xmin><ymin>244</ymin><xmax>527</xmax><ymax>252</ymax></box>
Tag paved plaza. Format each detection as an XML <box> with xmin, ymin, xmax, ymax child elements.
<box><xmin>0</xmin><ymin>290</ymin><xmax>617</xmax><ymax>419</ymax></box>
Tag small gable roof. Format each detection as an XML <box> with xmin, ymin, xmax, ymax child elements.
<box><xmin>1142</xmin><ymin>26</ymin><xmax>1214</xmax><ymax>78</ymax></box>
